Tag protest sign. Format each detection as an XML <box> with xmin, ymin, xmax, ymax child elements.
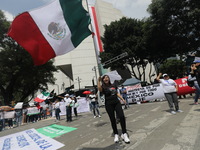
<box><xmin>27</xmin><ymin>107</ymin><xmax>40</xmax><ymax>116</ymax></box>
<box><xmin>14</xmin><ymin>102</ymin><xmax>23</xmax><ymax>109</ymax></box>
<box><xmin>0</xmin><ymin>128</ymin><xmax>64</xmax><ymax>150</ymax></box>
<box><xmin>37</xmin><ymin>124</ymin><xmax>77</xmax><ymax>138</ymax></box>
<box><xmin>127</xmin><ymin>83</ymin><xmax>165</xmax><ymax>103</ymax></box>
<box><xmin>4</xmin><ymin>111</ymin><xmax>15</xmax><ymax>119</ymax></box>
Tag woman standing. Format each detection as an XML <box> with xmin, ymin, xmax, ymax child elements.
<box><xmin>97</xmin><ymin>75</ymin><xmax>130</xmax><ymax>143</ymax></box>
<box><xmin>156</xmin><ymin>73</ymin><xmax>183</xmax><ymax>114</ymax></box>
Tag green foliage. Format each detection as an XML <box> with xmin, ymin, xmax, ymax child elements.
<box><xmin>0</xmin><ymin>10</ymin><xmax>58</xmax><ymax>105</ymax></box>
<box><xmin>147</xmin><ymin>0</ymin><xmax>200</xmax><ymax>56</ymax></box>
<box><xmin>159</xmin><ymin>59</ymin><xmax>187</xmax><ymax>79</ymax></box>
<box><xmin>100</xmin><ymin>17</ymin><xmax>151</xmax><ymax>80</ymax></box>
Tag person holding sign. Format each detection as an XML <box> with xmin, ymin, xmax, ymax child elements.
<box><xmin>156</xmin><ymin>73</ymin><xmax>183</xmax><ymax>115</ymax></box>
<box><xmin>98</xmin><ymin>75</ymin><xmax>130</xmax><ymax>144</ymax></box>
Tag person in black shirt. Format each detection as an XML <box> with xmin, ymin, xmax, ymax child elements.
<box><xmin>97</xmin><ymin>75</ymin><xmax>130</xmax><ymax>144</ymax></box>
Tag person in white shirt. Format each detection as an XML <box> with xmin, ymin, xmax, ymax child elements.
<box><xmin>156</xmin><ymin>73</ymin><xmax>183</xmax><ymax>115</ymax></box>
<box><xmin>54</xmin><ymin>99</ymin><xmax>61</xmax><ymax>121</ymax></box>
<box><xmin>63</xmin><ymin>94</ymin><xmax>73</xmax><ymax>122</ymax></box>
<box><xmin>88</xmin><ymin>91</ymin><xmax>101</xmax><ymax>118</ymax></box>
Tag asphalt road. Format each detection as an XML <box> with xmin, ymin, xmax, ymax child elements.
<box><xmin>1</xmin><ymin>96</ymin><xmax>200</xmax><ymax>150</ymax></box>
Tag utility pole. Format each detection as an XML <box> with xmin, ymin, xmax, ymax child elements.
<box><xmin>76</xmin><ymin>77</ymin><xmax>81</xmax><ymax>91</ymax></box>
<box><xmin>92</xmin><ymin>66</ymin><xmax>98</xmax><ymax>85</ymax></box>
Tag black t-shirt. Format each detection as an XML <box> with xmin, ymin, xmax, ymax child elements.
<box><xmin>102</xmin><ymin>85</ymin><xmax>119</xmax><ymax>105</ymax></box>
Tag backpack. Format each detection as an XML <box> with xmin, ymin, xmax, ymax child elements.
<box><xmin>187</xmin><ymin>79</ymin><xmax>194</xmax><ymax>87</ymax></box>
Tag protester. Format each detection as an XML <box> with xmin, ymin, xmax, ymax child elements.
<box><xmin>72</xmin><ymin>96</ymin><xmax>79</xmax><ymax>118</ymax></box>
<box><xmin>41</xmin><ymin>103</ymin><xmax>48</xmax><ymax>119</ymax></box>
<box><xmin>188</xmin><ymin>62</ymin><xmax>200</xmax><ymax>104</ymax></box>
<box><xmin>63</xmin><ymin>94</ymin><xmax>73</xmax><ymax>122</ymax></box>
<box><xmin>15</xmin><ymin>108</ymin><xmax>23</xmax><ymax>127</ymax></box>
<box><xmin>120</xmin><ymin>85</ymin><xmax>129</xmax><ymax>109</ymax></box>
<box><xmin>156</xmin><ymin>73</ymin><xmax>183</xmax><ymax>114</ymax></box>
<box><xmin>88</xmin><ymin>91</ymin><xmax>101</xmax><ymax>118</ymax></box>
<box><xmin>97</xmin><ymin>75</ymin><xmax>130</xmax><ymax>143</ymax></box>
<box><xmin>54</xmin><ymin>99</ymin><xmax>61</xmax><ymax>122</ymax></box>
<box><xmin>0</xmin><ymin>109</ymin><xmax>3</xmax><ymax>131</ymax></box>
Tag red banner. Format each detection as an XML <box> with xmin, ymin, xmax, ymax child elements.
<box><xmin>175</xmin><ymin>77</ymin><xmax>196</xmax><ymax>96</ymax></box>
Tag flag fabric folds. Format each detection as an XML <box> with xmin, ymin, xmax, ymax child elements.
<box><xmin>8</xmin><ymin>0</ymin><xmax>91</xmax><ymax>66</ymax></box>
<box><xmin>34</xmin><ymin>91</ymin><xmax>50</xmax><ymax>103</ymax></box>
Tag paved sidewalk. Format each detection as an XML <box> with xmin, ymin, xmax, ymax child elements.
<box><xmin>0</xmin><ymin>96</ymin><xmax>200</xmax><ymax>150</ymax></box>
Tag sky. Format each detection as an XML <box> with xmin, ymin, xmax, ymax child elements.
<box><xmin>0</xmin><ymin>0</ymin><xmax>151</xmax><ymax>21</ymax></box>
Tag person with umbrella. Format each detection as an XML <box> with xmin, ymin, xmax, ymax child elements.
<box><xmin>97</xmin><ymin>75</ymin><xmax>130</xmax><ymax>144</ymax></box>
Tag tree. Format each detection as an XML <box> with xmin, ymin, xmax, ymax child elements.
<box><xmin>0</xmin><ymin>10</ymin><xmax>58</xmax><ymax>105</ymax></box>
<box><xmin>147</xmin><ymin>0</ymin><xmax>200</xmax><ymax>56</ymax></box>
<box><xmin>158</xmin><ymin>59</ymin><xmax>187</xmax><ymax>80</ymax></box>
<box><xmin>100</xmin><ymin>17</ymin><xmax>156</xmax><ymax>82</ymax></box>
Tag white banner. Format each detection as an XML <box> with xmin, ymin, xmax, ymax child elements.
<box><xmin>52</xmin><ymin>98</ymin><xmax>90</xmax><ymax>116</ymax></box>
<box><xmin>4</xmin><ymin>111</ymin><xmax>15</xmax><ymax>119</ymax></box>
<box><xmin>76</xmin><ymin>98</ymin><xmax>90</xmax><ymax>113</ymax></box>
<box><xmin>27</xmin><ymin>107</ymin><xmax>40</xmax><ymax>115</ymax></box>
<box><xmin>127</xmin><ymin>83</ymin><xmax>165</xmax><ymax>103</ymax></box>
<box><xmin>0</xmin><ymin>128</ymin><xmax>64</xmax><ymax>150</ymax></box>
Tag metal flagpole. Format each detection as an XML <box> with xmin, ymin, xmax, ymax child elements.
<box><xmin>85</xmin><ymin>0</ymin><xmax>103</xmax><ymax>76</ymax></box>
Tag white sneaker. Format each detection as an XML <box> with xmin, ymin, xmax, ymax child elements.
<box><xmin>114</xmin><ymin>134</ymin><xmax>119</xmax><ymax>143</ymax></box>
<box><xmin>121</xmin><ymin>133</ymin><xmax>130</xmax><ymax>143</ymax></box>
<box><xmin>94</xmin><ymin>116</ymin><xmax>97</xmax><ymax>118</ymax></box>
<box><xmin>98</xmin><ymin>115</ymin><xmax>101</xmax><ymax>118</ymax></box>
<box><xmin>177</xmin><ymin>110</ymin><xmax>183</xmax><ymax>113</ymax></box>
<box><xmin>171</xmin><ymin>111</ymin><xmax>176</xmax><ymax>115</ymax></box>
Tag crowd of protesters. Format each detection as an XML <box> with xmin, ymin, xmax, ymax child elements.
<box><xmin>0</xmin><ymin>102</ymin><xmax>52</xmax><ymax>131</ymax></box>
<box><xmin>0</xmin><ymin>94</ymin><xmax>82</xmax><ymax>131</ymax></box>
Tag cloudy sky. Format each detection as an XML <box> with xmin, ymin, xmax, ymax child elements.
<box><xmin>0</xmin><ymin>0</ymin><xmax>151</xmax><ymax>21</ymax></box>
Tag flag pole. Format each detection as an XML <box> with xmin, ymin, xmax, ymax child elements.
<box><xmin>85</xmin><ymin>0</ymin><xmax>103</xmax><ymax>77</ymax></box>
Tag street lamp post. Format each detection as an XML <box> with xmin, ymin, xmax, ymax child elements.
<box><xmin>92</xmin><ymin>66</ymin><xmax>98</xmax><ymax>86</ymax></box>
<box><xmin>76</xmin><ymin>77</ymin><xmax>81</xmax><ymax>91</ymax></box>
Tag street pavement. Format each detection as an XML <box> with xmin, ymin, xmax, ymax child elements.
<box><xmin>1</xmin><ymin>96</ymin><xmax>200</xmax><ymax>150</ymax></box>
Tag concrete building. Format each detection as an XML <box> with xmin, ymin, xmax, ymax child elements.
<box><xmin>47</xmin><ymin>0</ymin><xmax>124</xmax><ymax>94</ymax></box>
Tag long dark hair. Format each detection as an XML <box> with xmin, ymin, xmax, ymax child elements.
<box><xmin>101</xmin><ymin>75</ymin><xmax>112</xmax><ymax>89</ymax></box>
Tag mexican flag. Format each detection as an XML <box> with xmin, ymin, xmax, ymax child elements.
<box><xmin>34</xmin><ymin>91</ymin><xmax>50</xmax><ymax>103</ymax></box>
<box><xmin>8</xmin><ymin>0</ymin><xmax>91</xmax><ymax>66</ymax></box>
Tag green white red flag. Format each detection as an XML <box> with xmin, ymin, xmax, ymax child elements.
<box><xmin>34</xmin><ymin>91</ymin><xmax>50</xmax><ymax>103</ymax></box>
<box><xmin>8</xmin><ymin>0</ymin><xmax>91</xmax><ymax>66</ymax></box>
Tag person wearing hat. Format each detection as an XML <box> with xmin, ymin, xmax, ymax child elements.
<box><xmin>156</xmin><ymin>73</ymin><xmax>183</xmax><ymax>114</ymax></box>
<box><xmin>64</xmin><ymin>94</ymin><xmax>73</xmax><ymax>122</ymax></box>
